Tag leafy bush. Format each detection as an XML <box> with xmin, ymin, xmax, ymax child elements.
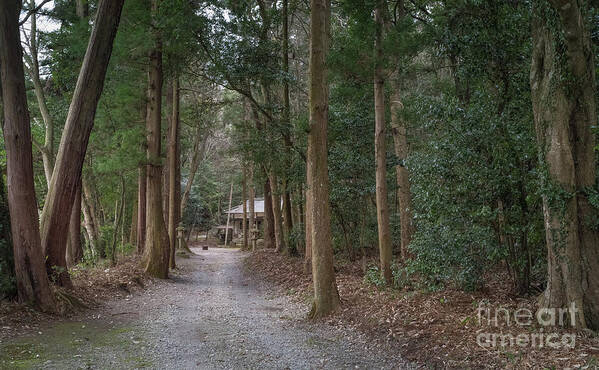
<box><xmin>404</xmin><ymin>86</ymin><xmax>544</xmax><ymax>292</ymax></box>
<box><xmin>363</xmin><ymin>264</ymin><xmax>387</xmax><ymax>288</ymax></box>
<box><xmin>288</xmin><ymin>223</ymin><xmax>305</xmax><ymax>254</ymax></box>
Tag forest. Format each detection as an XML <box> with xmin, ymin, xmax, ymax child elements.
<box><xmin>0</xmin><ymin>0</ymin><xmax>599</xmax><ymax>368</ymax></box>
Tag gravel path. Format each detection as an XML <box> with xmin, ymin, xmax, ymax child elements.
<box><xmin>1</xmin><ymin>248</ymin><xmax>410</xmax><ymax>369</ymax></box>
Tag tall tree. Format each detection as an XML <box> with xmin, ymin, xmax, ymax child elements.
<box><xmin>373</xmin><ymin>0</ymin><xmax>392</xmax><ymax>283</ymax></box>
<box><xmin>167</xmin><ymin>78</ymin><xmax>180</xmax><ymax>268</ymax></box>
<box><xmin>307</xmin><ymin>0</ymin><xmax>340</xmax><ymax>318</ymax></box>
<box><xmin>0</xmin><ymin>0</ymin><xmax>55</xmax><ymax>311</ymax></box>
<box><xmin>40</xmin><ymin>0</ymin><xmax>125</xmax><ymax>286</ymax></box>
<box><xmin>142</xmin><ymin>0</ymin><xmax>170</xmax><ymax>278</ymax></box>
<box><xmin>530</xmin><ymin>0</ymin><xmax>599</xmax><ymax>329</ymax></box>
<box><xmin>385</xmin><ymin>0</ymin><xmax>414</xmax><ymax>262</ymax></box>
<box><xmin>281</xmin><ymin>0</ymin><xmax>294</xmax><ymax>253</ymax></box>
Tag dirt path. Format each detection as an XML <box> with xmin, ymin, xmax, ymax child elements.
<box><xmin>0</xmin><ymin>248</ymin><xmax>410</xmax><ymax>369</ymax></box>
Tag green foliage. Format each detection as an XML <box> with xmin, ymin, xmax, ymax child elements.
<box><xmin>363</xmin><ymin>264</ymin><xmax>388</xmax><ymax>289</ymax></box>
<box><xmin>288</xmin><ymin>224</ymin><xmax>305</xmax><ymax>253</ymax></box>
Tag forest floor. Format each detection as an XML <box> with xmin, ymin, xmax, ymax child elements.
<box><xmin>245</xmin><ymin>250</ymin><xmax>599</xmax><ymax>369</ymax></box>
<box><xmin>0</xmin><ymin>245</ymin><xmax>411</xmax><ymax>369</ymax></box>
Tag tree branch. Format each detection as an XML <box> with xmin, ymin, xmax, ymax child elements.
<box><xmin>19</xmin><ymin>0</ymin><xmax>52</xmax><ymax>26</ymax></box>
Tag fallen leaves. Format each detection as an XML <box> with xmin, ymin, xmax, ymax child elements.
<box><xmin>246</xmin><ymin>250</ymin><xmax>599</xmax><ymax>369</ymax></box>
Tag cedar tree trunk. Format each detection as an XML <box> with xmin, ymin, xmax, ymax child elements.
<box><xmin>40</xmin><ymin>0</ymin><xmax>125</xmax><ymax>286</ymax></box>
<box><xmin>307</xmin><ymin>0</ymin><xmax>340</xmax><ymax>318</ymax></box>
<box><xmin>142</xmin><ymin>8</ymin><xmax>170</xmax><ymax>279</ymax></box>
<box><xmin>0</xmin><ymin>0</ymin><xmax>55</xmax><ymax>311</ymax></box>
<box><xmin>374</xmin><ymin>1</ymin><xmax>392</xmax><ymax>284</ymax></box>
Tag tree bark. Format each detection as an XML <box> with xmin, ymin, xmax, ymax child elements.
<box><xmin>307</xmin><ymin>0</ymin><xmax>340</xmax><ymax>318</ymax></box>
<box><xmin>142</xmin><ymin>3</ymin><xmax>170</xmax><ymax>279</ymax></box>
<box><xmin>110</xmin><ymin>176</ymin><xmax>125</xmax><ymax>265</ymax></box>
<box><xmin>282</xmin><ymin>180</ymin><xmax>294</xmax><ymax>253</ymax></box>
<box><xmin>66</xmin><ymin>179</ymin><xmax>83</xmax><ymax>267</ymax></box>
<box><xmin>39</xmin><ymin>0</ymin><xmax>125</xmax><ymax>287</ymax></box>
<box><xmin>249</xmin><ymin>166</ymin><xmax>256</xmax><ymax>251</ymax></box>
<box><xmin>281</xmin><ymin>0</ymin><xmax>294</xmax><ymax>254</ymax></box>
<box><xmin>81</xmin><ymin>185</ymin><xmax>97</xmax><ymax>258</ymax></box>
<box><xmin>224</xmin><ymin>183</ymin><xmax>233</xmax><ymax>247</ymax></box>
<box><xmin>530</xmin><ymin>0</ymin><xmax>599</xmax><ymax>329</ymax></box>
<box><xmin>0</xmin><ymin>0</ymin><xmax>55</xmax><ymax>311</ymax></box>
<box><xmin>390</xmin><ymin>76</ymin><xmax>413</xmax><ymax>261</ymax></box>
<box><xmin>163</xmin><ymin>160</ymin><xmax>169</xmax><ymax>229</ymax></box>
<box><xmin>137</xmin><ymin>165</ymin><xmax>147</xmax><ymax>254</ymax></box>
<box><xmin>242</xmin><ymin>167</ymin><xmax>248</xmax><ymax>250</ymax></box>
<box><xmin>168</xmin><ymin>78</ymin><xmax>180</xmax><ymax>269</ymax></box>
<box><xmin>76</xmin><ymin>0</ymin><xmax>89</xmax><ymax>18</ymax></box>
<box><xmin>269</xmin><ymin>173</ymin><xmax>286</xmax><ymax>252</ymax></box>
<box><xmin>82</xmin><ymin>177</ymin><xmax>103</xmax><ymax>258</ymax></box>
<box><xmin>304</xmin><ymin>183</ymin><xmax>312</xmax><ymax>274</ymax></box>
<box><xmin>374</xmin><ymin>0</ymin><xmax>392</xmax><ymax>284</ymax></box>
<box><xmin>263</xmin><ymin>177</ymin><xmax>275</xmax><ymax>249</ymax></box>
<box><xmin>129</xmin><ymin>198</ymin><xmax>137</xmax><ymax>245</ymax></box>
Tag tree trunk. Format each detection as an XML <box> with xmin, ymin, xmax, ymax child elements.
<box><xmin>129</xmin><ymin>198</ymin><xmax>137</xmax><ymax>245</ymax></box>
<box><xmin>76</xmin><ymin>0</ymin><xmax>89</xmax><ymax>18</ymax></box>
<box><xmin>82</xmin><ymin>177</ymin><xmax>103</xmax><ymax>258</ymax></box>
<box><xmin>242</xmin><ymin>167</ymin><xmax>248</xmax><ymax>250</ymax></box>
<box><xmin>224</xmin><ymin>183</ymin><xmax>233</xmax><ymax>247</ymax></box>
<box><xmin>307</xmin><ymin>0</ymin><xmax>340</xmax><ymax>318</ymax></box>
<box><xmin>81</xmin><ymin>186</ymin><xmax>98</xmax><ymax>258</ymax></box>
<box><xmin>181</xmin><ymin>124</ymin><xmax>205</xmax><ymax>215</ymax></box>
<box><xmin>0</xmin><ymin>0</ymin><xmax>55</xmax><ymax>311</ymax></box>
<box><xmin>249</xmin><ymin>166</ymin><xmax>256</xmax><ymax>251</ymax></box>
<box><xmin>263</xmin><ymin>178</ymin><xmax>275</xmax><ymax>249</ymax></box>
<box><xmin>373</xmin><ymin>1</ymin><xmax>392</xmax><ymax>284</ymax></box>
<box><xmin>304</xmin><ymin>183</ymin><xmax>312</xmax><ymax>274</ymax></box>
<box><xmin>137</xmin><ymin>165</ymin><xmax>147</xmax><ymax>254</ymax></box>
<box><xmin>282</xmin><ymin>181</ymin><xmax>294</xmax><ymax>254</ymax></box>
<box><xmin>24</xmin><ymin>3</ymin><xmax>53</xmax><ymax>189</ymax></box>
<box><xmin>291</xmin><ymin>188</ymin><xmax>302</xmax><ymax>252</ymax></box>
<box><xmin>110</xmin><ymin>177</ymin><xmax>125</xmax><ymax>265</ymax></box>
<box><xmin>168</xmin><ymin>78</ymin><xmax>180</xmax><ymax>269</ymax></box>
<box><xmin>389</xmin><ymin>76</ymin><xmax>413</xmax><ymax>261</ymax></box>
<box><xmin>142</xmin><ymin>4</ymin><xmax>170</xmax><ymax>279</ymax></box>
<box><xmin>530</xmin><ymin>0</ymin><xmax>599</xmax><ymax>329</ymax></box>
<box><xmin>39</xmin><ymin>0</ymin><xmax>125</xmax><ymax>287</ymax></box>
<box><xmin>66</xmin><ymin>179</ymin><xmax>83</xmax><ymax>267</ymax></box>
<box><xmin>269</xmin><ymin>174</ymin><xmax>286</xmax><ymax>252</ymax></box>
<box><xmin>281</xmin><ymin>0</ymin><xmax>294</xmax><ymax>255</ymax></box>
<box><xmin>162</xmin><ymin>163</ymin><xmax>169</xmax><ymax>228</ymax></box>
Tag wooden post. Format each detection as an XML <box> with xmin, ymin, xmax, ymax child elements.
<box><xmin>224</xmin><ymin>183</ymin><xmax>233</xmax><ymax>247</ymax></box>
